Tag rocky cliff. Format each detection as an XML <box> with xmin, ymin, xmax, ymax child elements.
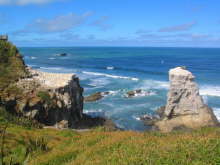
<box><xmin>0</xmin><ymin>40</ymin><xmax>117</xmax><ymax>130</ymax></box>
<box><xmin>155</xmin><ymin>67</ymin><xmax>219</xmax><ymax>132</ymax></box>
<box><xmin>0</xmin><ymin>41</ymin><xmax>84</xmax><ymax>128</ymax></box>
<box><xmin>16</xmin><ymin>69</ymin><xmax>84</xmax><ymax>128</ymax></box>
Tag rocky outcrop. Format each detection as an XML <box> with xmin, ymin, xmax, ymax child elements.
<box><xmin>0</xmin><ymin>41</ymin><xmax>118</xmax><ymax>130</ymax></box>
<box><xmin>154</xmin><ymin>67</ymin><xmax>219</xmax><ymax>132</ymax></box>
<box><xmin>12</xmin><ymin>69</ymin><xmax>84</xmax><ymax>128</ymax></box>
<box><xmin>125</xmin><ymin>89</ymin><xmax>154</xmax><ymax>98</ymax></box>
<box><xmin>84</xmin><ymin>92</ymin><xmax>104</xmax><ymax>102</ymax></box>
<box><xmin>84</xmin><ymin>91</ymin><xmax>111</xmax><ymax>102</ymax></box>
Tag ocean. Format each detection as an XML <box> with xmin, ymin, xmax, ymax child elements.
<box><xmin>19</xmin><ymin>47</ymin><xmax>220</xmax><ymax>131</ymax></box>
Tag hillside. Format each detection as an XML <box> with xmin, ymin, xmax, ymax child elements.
<box><xmin>0</xmin><ymin>40</ymin><xmax>27</xmax><ymax>100</ymax></box>
<box><xmin>1</xmin><ymin>112</ymin><xmax>220</xmax><ymax>165</ymax></box>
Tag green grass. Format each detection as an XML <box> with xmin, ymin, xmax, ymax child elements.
<box><xmin>37</xmin><ymin>91</ymin><xmax>53</xmax><ymax>106</ymax></box>
<box><xmin>1</xmin><ymin>121</ymin><xmax>220</xmax><ymax>165</ymax></box>
<box><xmin>0</xmin><ymin>40</ymin><xmax>27</xmax><ymax>99</ymax></box>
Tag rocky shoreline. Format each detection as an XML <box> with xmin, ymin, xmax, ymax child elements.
<box><xmin>0</xmin><ymin>41</ymin><xmax>218</xmax><ymax>133</ymax></box>
<box><xmin>22</xmin><ymin>68</ymin><xmax>118</xmax><ymax>130</ymax></box>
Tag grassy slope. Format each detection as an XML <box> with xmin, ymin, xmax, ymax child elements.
<box><xmin>1</xmin><ymin>120</ymin><xmax>220</xmax><ymax>165</ymax></box>
<box><xmin>0</xmin><ymin>40</ymin><xmax>27</xmax><ymax>100</ymax></box>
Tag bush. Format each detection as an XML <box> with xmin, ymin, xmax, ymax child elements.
<box><xmin>0</xmin><ymin>40</ymin><xmax>26</xmax><ymax>91</ymax></box>
<box><xmin>0</xmin><ymin>107</ymin><xmax>43</xmax><ymax>129</ymax></box>
<box><xmin>37</xmin><ymin>91</ymin><xmax>52</xmax><ymax>106</ymax></box>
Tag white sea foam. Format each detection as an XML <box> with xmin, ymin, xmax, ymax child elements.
<box><xmin>133</xmin><ymin>115</ymin><xmax>141</xmax><ymax>121</ymax></box>
<box><xmin>101</xmin><ymin>90</ymin><xmax>119</xmax><ymax>96</ymax></box>
<box><xmin>82</xmin><ymin>71</ymin><xmax>139</xmax><ymax>81</ymax></box>
<box><xmin>40</xmin><ymin>66</ymin><xmax>63</xmax><ymax>71</ymax></box>
<box><xmin>88</xmin><ymin>77</ymin><xmax>111</xmax><ymax>87</ymax></box>
<box><xmin>137</xmin><ymin>80</ymin><xmax>169</xmax><ymax>90</ymax></box>
<box><xmin>138</xmin><ymin>80</ymin><xmax>220</xmax><ymax>97</ymax></box>
<box><xmin>125</xmin><ymin>90</ymin><xmax>156</xmax><ymax>98</ymax></box>
<box><xmin>84</xmin><ymin>109</ymin><xmax>105</xmax><ymax>117</ymax></box>
<box><xmin>199</xmin><ymin>85</ymin><xmax>220</xmax><ymax>97</ymax></box>
<box><xmin>202</xmin><ymin>95</ymin><xmax>209</xmax><ymax>104</ymax></box>
<box><xmin>38</xmin><ymin>66</ymin><xmax>75</xmax><ymax>74</ymax></box>
<box><xmin>84</xmin><ymin>109</ymin><xmax>103</xmax><ymax>114</ymax></box>
<box><xmin>30</xmin><ymin>56</ymin><xmax>37</xmax><ymax>59</ymax></box>
<box><xmin>48</xmin><ymin>57</ymin><xmax>56</xmax><ymax>60</ymax></box>
<box><xmin>27</xmin><ymin>64</ymin><xmax>37</xmax><ymax>67</ymax></box>
<box><xmin>106</xmin><ymin>66</ymin><xmax>114</xmax><ymax>70</ymax></box>
<box><xmin>213</xmin><ymin>108</ymin><xmax>220</xmax><ymax>121</ymax></box>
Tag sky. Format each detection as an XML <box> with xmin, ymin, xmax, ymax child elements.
<box><xmin>0</xmin><ymin>0</ymin><xmax>220</xmax><ymax>47</ymax></box>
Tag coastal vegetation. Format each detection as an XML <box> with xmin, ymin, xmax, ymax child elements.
<box><xmin>0</xmin><ymin>40</ymin><xmax>26</xmax><ymax>92</ymax></box>
<box><xmin>1</xmin><ymin>115</ymin><xmax>220</xmax><ymax>165</ymax></box>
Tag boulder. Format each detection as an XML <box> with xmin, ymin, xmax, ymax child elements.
<box><xmin>154</xmin><ymin>67</ymin><xmax>219</xmax><ymax>132</ymax></box>
<box><xmin>126</xmin><ymin>89</ymin><xmax>142</xmax><ymax>98</ymax></box>
<box><xmin>57</xmin><ymin>53</ymin><xmax>67</xmax><ymax>57</ymax></box>
<box><xmin>125</xmin><ymin>89</ymin><xmax>153</xmax><ymax>98</ymax></box>
<box><xmin>140</xmin><ymin>114</ymin><xmax>159</xmax><ymax>126</ymax></box>
<box><xmin>84</xmin><ymin>92</ymin><xmax>104</xmax><ymax>102</ymax></box>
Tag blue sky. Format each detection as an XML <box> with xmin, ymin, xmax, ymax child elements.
<box><xmin>0</xmin><ymin>0</ymin><xmax>220</xmax><ymax>47</ymax></box>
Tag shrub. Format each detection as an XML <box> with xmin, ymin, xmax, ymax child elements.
<box><xmin>37</xmin><ymin>91</ymin><xmax>52</xmax><ymax>106</ymax></box>
<box><xmin>0</xmin><ymin>107</ymin><xmax>43</xmax><ymax>129</ymax></box>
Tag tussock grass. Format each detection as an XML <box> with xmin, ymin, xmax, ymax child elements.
<box><xmin>1</xmin><ymin>124</ymin><xmax>220</xmax><ymax>165</ymax></box>
<box><xmin>0</xmin><ymin>40</ymin><xmax>26</xmax><ymax>92</ymax></box>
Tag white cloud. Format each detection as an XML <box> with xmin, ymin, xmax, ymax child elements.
<box><xmin>0</xmin><ymin>0</ymin><xmax>62</xmax><ymax>5</ymax></box>
<box><xmin>158</xmin><ymin>21</ymin><xmax>197</xmax><ymax>32</ymax></box>
<box><xmin>14</xmin><ymin>12</ymin><xmax>93</xmax><ymax>34</ymax></box>
<box><xmin>90</xmin><ymin>16</ymin><xmax>112</xmax><ymax>30</ymax></box>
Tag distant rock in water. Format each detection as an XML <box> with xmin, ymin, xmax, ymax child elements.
<box><xmin>56</xmin><ymin>53</ymin><xmax>67</xmax><ymax>57</ymax></box>
<box><xmin>84</xmin><ymin>92</ymin><xmax>104</xmax><ymax>102</ymax></box>
<box><xmin>125</xmin><ymin>89</ymin><xmax>154</xmax><ymax>98</ymax></box>
<box><xmin>154</xmin><ymin>67</ymin><xmax>219</xmax><ymax>132</ymax></box>
<box><xmin>84</xmin><ymin>91</ymin><xmax>111</xmax><ymax>102</ymax></box>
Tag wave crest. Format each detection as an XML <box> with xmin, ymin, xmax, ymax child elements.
<box><xmin>82</xmin><ymin>71</ymin><xmax>139</xmax><ymax>81</ymax></box>
<box><xmin>200</xmin><ymin>85</ymin><xmax>220</xmax><ymax>97</ymax></box>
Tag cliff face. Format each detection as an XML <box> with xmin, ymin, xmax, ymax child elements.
<box><xmin>16</xmin><ymin>69</ymin><xmax>84</xmax><ymax>128</ymax></box>
<box><xmin>0</xmin><ymin>41</ymin><xmax>84</xmax><ymax>128</ymax></box>
<box><xmin>155</xmin><ymin>67</ymin><xmax>218</xmax><ymax>132</ymax></box>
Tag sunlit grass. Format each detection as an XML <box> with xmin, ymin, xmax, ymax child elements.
<box><xmin>1</xmin><ymin>124</ymin><xmax>220</xmax><ymax>165</ymax></box>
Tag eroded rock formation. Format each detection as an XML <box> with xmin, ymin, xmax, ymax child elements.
<box><xmin>13</xmin><ymin>69</ymin><xmax>84</xmax><ymax>128</ymax></box>
<box><xmin>0</xmin><ymin>41</ymin><xmax>117</xmax><ymax>130</ymax></box>
<box><xmin>155</xmin><ymin>67</ymin><xmax>219</xmax><ymax>132</ymax></box>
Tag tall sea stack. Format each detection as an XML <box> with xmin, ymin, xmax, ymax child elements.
<box><xmin>155</xmin><ymin>67</ymin><xmax>219</xmax><ymax>132</ymax></box>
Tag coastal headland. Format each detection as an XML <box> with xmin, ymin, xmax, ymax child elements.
<box><xmin>0</xmin><ymin>40</ymin><xmax>220</xmax><ymax>165</ymax></box>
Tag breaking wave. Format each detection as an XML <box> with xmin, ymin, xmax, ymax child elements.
<box><xmin>199</xmin><ymin>85</ymin><xmax>220</xmax><ymax>97</ymax></box>
<box><xmin>213</xmin><ymin>108</ymin><xmax>220</xmax><ymax>121</ymax></box>
<box><xmin>82</xmin><ymin>71</ymin><xmax>139</xmax><ymax>81</ymax></box>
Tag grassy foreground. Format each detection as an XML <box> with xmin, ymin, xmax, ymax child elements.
<box><xmin>1</xmin><ymin>120</ymin><xmax>220</xmax><ymax>165</ymax></box>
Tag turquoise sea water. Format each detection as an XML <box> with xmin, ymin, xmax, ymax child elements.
<box><xmin>19</xmin><ymin>47</ymin><xmax>220</xmax><ymax>131</ymax></box>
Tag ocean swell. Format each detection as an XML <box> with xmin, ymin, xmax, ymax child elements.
<box><xmin>82</xmin><ymin>71</ymin><xmax>139</xmax><ymax>81</ymax></box>
<box><xmin>200</xmin><ymin>85</ymin><xmax>220</xmax><ymax>97</ymax></box>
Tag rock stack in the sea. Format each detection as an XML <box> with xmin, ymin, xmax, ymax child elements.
<box><xmin>154</xmin><ymin>67</ymin><xmax>219</xmax><ymax>132</ymax></box>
